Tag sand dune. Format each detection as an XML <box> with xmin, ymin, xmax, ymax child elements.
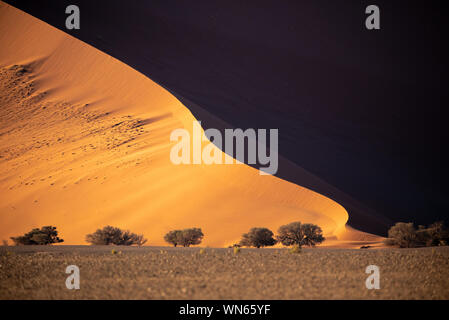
<box><xmin>9</xmin><ymin>0</ymin><xmax>448</xmax><ymax>235</ymax></box>
<box><xmin>0</xmin><ymin>2</ymin><xmax>382</xmax><ymax>247</ymax></box>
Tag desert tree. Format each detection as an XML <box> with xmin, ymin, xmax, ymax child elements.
<box><xmin>181</xmin><ymin>228</ymin><xmax>204</xmax><ymax>247</ymax></box>
<box><xmin>132</xmin><ymin>234</ymin><xmax>148</xmax><ymax>247</ymax></box>
<box><xmin>179</xmin><ymin>228</ymin><xmax>204</xmax><ymax>247</ymax></box>
<box><xmin>119</xmin><ymin>231</ymin><xmax>148</xmax><ymax>247</ymax></box>
<box><xmin>164</xmin><ymin>228</ymin><xmax>204</xmax><ymax>247</ymax></box>
<box><xmin>409</xmin><ymin>221</ymin><xmax>448</xmax><ymax>247</ymax></box>
<box><xmin>425</xmin><ymin>221</ymin><xmax>448</xmax><ymax>246</ymax></box>
<box><xmin>85</xmin><ymin>226</ymin><xmax>122</xmax><ymax>245</ymax></box>
<box><xmin>386</xmin><ymin>222</ymin><xmax>419</xmax><ymax>248</ymax></box>
<box><xmin>276</xmin><ymin>221</ymin><xmax>325</xmax><ymax>248</ymax></box>
<box><xmin>164</xmin><ymin>230</ymin><xmax>182</xmax><ymax>247</ymax></box>
<box><xmin>85</xmin><ymin>226</ymin><xmax>147</xmax><ymax>246</ymax></box>
<box><xmin>10</xmin><ymin>226</ymin><xmax>64</xmax><ymax>245</ymax></box>
<box><xmin>239</xmin><ymin>227</ymin><xmax>276</xmax><ymax>248</ymax></box>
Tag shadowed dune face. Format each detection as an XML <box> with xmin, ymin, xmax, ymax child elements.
<box><xmin>0</xmin><ymin>2</ymin><xmax>381</xmax><ymax>247</ymax></box>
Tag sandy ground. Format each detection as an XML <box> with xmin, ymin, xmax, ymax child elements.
<box><xmin>0</xmin><ymin>245</ymin><xmax>448</xmax><ymax>300</ymax></box>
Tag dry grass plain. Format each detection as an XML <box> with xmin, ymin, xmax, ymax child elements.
<box><xmin>0</xmin><ymin>246</ymin><xmax>448</xmax><ymax>300</ymax></box>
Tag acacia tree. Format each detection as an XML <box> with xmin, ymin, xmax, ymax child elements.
<box><xmin>386</xmin><ymin>221</ymin><xmax>448</xmax><ymax>248</ymax></box>
<box><xmin>386</xmin><ymin>222</ymin><xmax>418</xmax><ymax>248</ymax></box>
<box><xmin>85</xmin><ymin>226</ymin><xmax>147</xmax><ymax>246</ymax></box>
<box><xmin>179</xmin><ymin>228</ymin><xmax>204</xmax><ymax>247</ymax></box>
<box><xmin>239</xmin><ymin>227</ymin><xmax>276</xmax><ymax>248</ymax></box>
<box><xmin>10</xmin><ymin>226</ymin><xmax>64</xmax><ymax>245</ymax></box>
<box><xmin>164</xmin><ymin>228</ymin><xmax>204</xmax><ymax>247</ymax></box>
<box><xmin>132</xmin><ymin>234</ymin><xmax>148</xmax><ymax>247</ymax></box>
<box><xmin>119</xmin><ymin>231</ymin><xmax>148</xmax><ymax>247</ymax></box>
<box><xmin>164</xmin><ymin>230</ymin><xmax>183</xmax><ymax>247</ymax></box>
<box><xmin>276</xmin><ymin>222</ymin><xmax>325</xmax><ymax>248</ymax></box>
<box><xmin>425</xmin><ymin>221</ymin><xmax>448</xmax><ymax>246</ymax></box>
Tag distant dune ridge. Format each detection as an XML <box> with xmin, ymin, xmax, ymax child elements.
<box><xmin>0</xmin><ymin>2</ymin><xmax>382</xmax><ymax>247</ymax></box>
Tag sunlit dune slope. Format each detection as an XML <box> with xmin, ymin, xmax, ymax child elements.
<box><xmin>0</xmin><ymin>3</ymin><xmax>380</xmax><ymax>246</ymax></box>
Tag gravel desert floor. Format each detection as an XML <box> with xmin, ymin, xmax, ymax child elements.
<box><xmin>0</xmin><ymin>246</ymin><xmax>448</xmax><ymax>300</ymax></box>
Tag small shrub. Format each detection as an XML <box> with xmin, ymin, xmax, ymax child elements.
<box><xmin>111</xmin><ymin>249</ymin><xmax>118</xmax><ymax>255</ymax></box>
<box><xmin>233</xmin><ymin>246</ymin><xmax>241</xmax><ymax>255</ymax></box>
<box><xmin>289</xmin><ymin>244</ymin><xmax>302</xmax><ymax>254</ymax></box>
<box><xmin>383</xmin><ymin>238</ymin><xmax>396</xmax><ymax>246</ymax></box>
<box><xmin>239</xmin><ymin>227</ymin><xmax>276</xmax><ymax>248</ymax></box>
<box><xmin>85</xmin><ymin>226</ymin><xmax>147</xmax><ymax>246</ymax></box>
<box><xmin>10</xmin><ymin>226</ymin><xmax>64</xmax><ymax>245</ymax></box>
<box><xmin>199</xmin><ymin>248</ymin><xmax>206</xmax><ymax>254</ymax></box>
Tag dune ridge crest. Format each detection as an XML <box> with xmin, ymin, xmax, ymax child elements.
<box><xmin>0</xmin><ymin>2</ymin><xmax>382</xmax><ymax>247</ymax></box>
